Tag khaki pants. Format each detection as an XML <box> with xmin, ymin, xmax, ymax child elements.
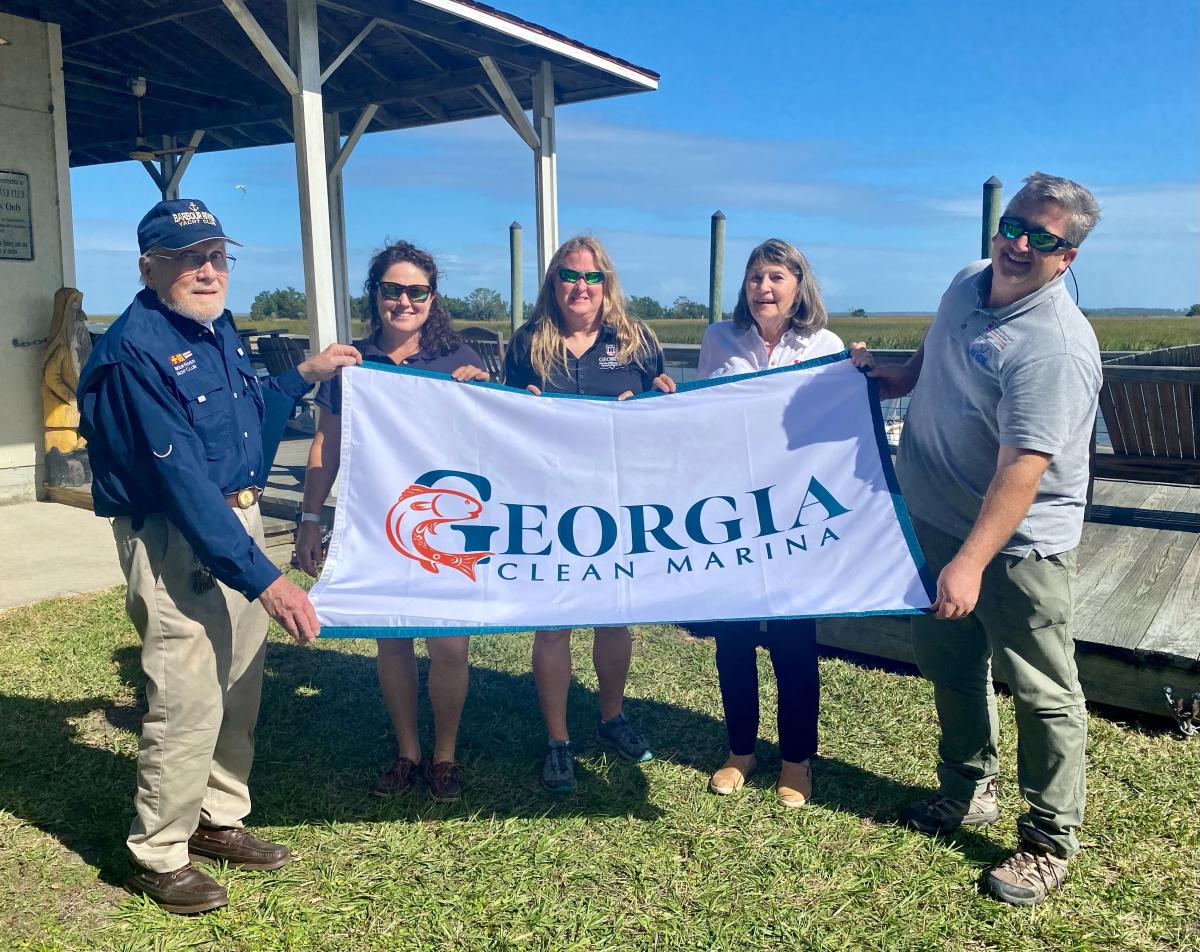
<box><xmin>113</xmin><ymin>509</ymin><xmax>268</xmax><ymax>872</ymax></box>
<box><xmin>911</xmin><ymin>518</ymin><xmax>1088</xmax><ymax>858</ymax></box>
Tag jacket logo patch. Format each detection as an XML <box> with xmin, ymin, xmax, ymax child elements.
<box><xmin>169</xmin><ymin>351</ymin><xmax>198</xmax><ymax>375</ymax></box>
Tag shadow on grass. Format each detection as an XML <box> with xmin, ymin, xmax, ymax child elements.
<box><xmin>0</xmin><ymin>634</ymin><xmax>1007</xmax><ymax>884</ymax></box>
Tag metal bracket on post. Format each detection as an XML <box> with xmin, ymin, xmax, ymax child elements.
<box><xmin>1163</xmin><ymin>685</ymin><xmax>1200</xmax><ymax>738</ymax></box>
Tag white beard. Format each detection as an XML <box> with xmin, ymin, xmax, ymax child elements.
<box><xmin>161</xmin><ymin>295</ymin><xmax>224</xmax><ymax>325</ymax></box>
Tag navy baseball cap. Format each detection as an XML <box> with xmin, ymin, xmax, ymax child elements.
<box><xmin>137</xmin><ymin>198</ymin><xmax>243</xmax><ymax>254</ymax></box>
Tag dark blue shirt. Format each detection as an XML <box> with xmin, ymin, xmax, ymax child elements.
<box><xmin>78</xmin><ymin>289</ymin><xmax>311</xmax><ymax>600</ymax></box>
<box><xmin>314</xmin><ymin>336</ymin><xmax>485</xmax><ymax>415</ymax></box>
<box><xmin>502</xmin><ymin>320</ymin><xmax>664</xmax><ymax>396</ymax></box>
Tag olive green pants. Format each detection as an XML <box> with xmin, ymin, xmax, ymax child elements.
<box><xmin>113</xmin><ymin>510</ymin><xmax>268</xmax><ymax>872</ymax></box>
<box><xmin>910</xmin><ymin>518</ymin><xmax>1087</xmax><ymax>858</ymax></box>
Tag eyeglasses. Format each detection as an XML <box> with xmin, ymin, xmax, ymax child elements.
<box><xmin>558</xmin><ymin>268</ymin><xmax>605</xmax><ymax>286</ymax></box>
<box><xmin>997</xmin><ymin>217</ymin><xmax>1073</xmax><ymax>254</ymax></box>
<box><xmin>377</xmin><ymin>282</ymin><xmax>432</xmax><ymax>302</ymax></box>
<box><xmin>150</xmin><ymin>249</ymin><xmax>236</xmax><ymax>273</ymax></box>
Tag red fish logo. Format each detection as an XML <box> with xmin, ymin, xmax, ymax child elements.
<box><xmin>385</xmin><ymin>483</ymin><xmax>493</xmax><ymax>581</ymax></box>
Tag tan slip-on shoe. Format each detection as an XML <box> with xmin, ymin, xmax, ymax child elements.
<box><xmin>776</xmin><ymin>759</ymin><xmax>812</xmax><ymax>807</ymax></box>
<box><xmin>708</xmin><ymin>754</ymin><xmax>756</xmax><ymax>795</ymax></box>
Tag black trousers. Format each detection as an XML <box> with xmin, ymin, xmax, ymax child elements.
<box><xmin>711</xmin><ymin>619</ymin><xmax>819</xmax><ymax>764</ymax></box>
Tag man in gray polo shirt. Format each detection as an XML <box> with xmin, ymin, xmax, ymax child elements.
<box><xmin>854</xmin><ymin>171</ymin><xmax>1102</xmax><ymax>906</ymax></box>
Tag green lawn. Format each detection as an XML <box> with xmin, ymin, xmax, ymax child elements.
<box><xmin>1</xmin><ymin>581</ymin><xmax>1197</xmax><ymax>950</ymax></box>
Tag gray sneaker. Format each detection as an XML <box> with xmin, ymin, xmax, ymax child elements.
<box><xmin>597</xmin><ymin>713</ymin><xmax>653</xmax><ymax>763</ymax></box>
<box><xmin>899</xmin><ymin>779</ymin><xmax>999</xmax><ymax>835</ymax></box>
<box><xmin>983</xmin><ymin>836</ymin><xmax>1070</xmax><ymax>906</ymax></box>
<box><xmin>542</xmin><ymin>740</ymin><xmax>576</xmax><ymax>793</ymax></box>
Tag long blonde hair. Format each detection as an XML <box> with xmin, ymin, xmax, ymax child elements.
<box><xmin>526</xmin><ymin>236</ymin><xmax>657</xmax><ymax>384</ymax></box>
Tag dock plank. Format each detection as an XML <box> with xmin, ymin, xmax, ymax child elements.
<box><xmin>1075</xmin><ymin>481</ymin><xmax>1158</xmax><ymax>570</ymax></box>
<box><xmin>1071</xmin><ymin>484</ymin><xmax>1195</xmax><ymax>636</ymax></box>
<box><xmin>1088</xmin><ymin>529</ymin><xmax>1199</xmax><ymax>652</ymax></box>
<box><xmin>1137</xmin><ymin>537</ymin><xmax>1200</xmax><ymax>663</ymax></box>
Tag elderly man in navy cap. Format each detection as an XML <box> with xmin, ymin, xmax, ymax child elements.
<box><xmin>79</xmin><ymin>199</ymin><xmax>360</xmax><ymax>914</ymax></box>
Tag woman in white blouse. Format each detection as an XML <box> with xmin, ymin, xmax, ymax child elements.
<box><xmin>696</xmin><ymin>238</ymin><xmax>844</xmax><ymax>807</ymax></box>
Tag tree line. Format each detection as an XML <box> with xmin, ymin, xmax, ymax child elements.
<box><xmin>249</xmin><ymin>286</ymin><xmax>721</xmax><ymax>323</ymax></box>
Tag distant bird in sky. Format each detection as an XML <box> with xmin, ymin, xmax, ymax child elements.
<box><xmin>234</xmin><ymin>184</ymin><xmax>246</xmax><ymax>193</ymax></box>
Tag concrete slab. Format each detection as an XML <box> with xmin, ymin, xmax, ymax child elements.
<box><xmin>0</xmin><ymin>501</ymin><xmax>124</xmax><ymax>612</ymax></box>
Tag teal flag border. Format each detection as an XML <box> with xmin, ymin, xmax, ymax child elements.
<box><xmin>319</xmin><ymin>350</ymin><xmax>935</xmax><ymax>639</ymax></box>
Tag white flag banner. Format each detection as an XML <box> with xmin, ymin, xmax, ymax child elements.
<box><xmin>311</xmin><ymin>353</ymin><xmax>933</xmax><ymax>637</ymax></box>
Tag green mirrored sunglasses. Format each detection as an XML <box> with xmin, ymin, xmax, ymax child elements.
<box><xmin>558</xmin><ymin>268</ymin><xmax>605</xmax><ymax>285</ymax></box>
<box><xmin>997</xmin><ymin>217</ymin><xmax>1073</xmax><ymax>254</ymax></box>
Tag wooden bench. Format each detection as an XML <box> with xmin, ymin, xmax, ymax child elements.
<box><xmin>1094</xmin><ymin>344</ymin><xmax>1200</xmax><ymax>485</ymax></box>
<box><xmin>460</xmin><ymin>326</ymin><xmax>506</xmax><ymax>381</ymax></box>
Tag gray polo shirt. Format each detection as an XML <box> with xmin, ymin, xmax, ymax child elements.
<box><xmin>895</xmin><ymin>260</ymin><xmax>1101</xmax><ymax>557</ymax></box>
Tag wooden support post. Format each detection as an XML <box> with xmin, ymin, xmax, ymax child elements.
<box><xmin>532</xmin><ymin>61</ymin><xmax>558</xmax><ymax>279</ymax></box>
<box><xmin>982</xmin><ymin>176</ymin><xmax>1002</xmax><ymax>260</ymax></box>
<box><xmin>47</xmin><ymin>22</ymin><xmax>76</xmax><ymax>288</ymax></box>
<box><xmin>708</xmin><ymin>210</ymin><xmax>725</xmax><ymax>325</ymax></box>
<box><xmin>160</xmin><ymin>136</ymin><xmax>178</xmax><ymax>200</ymax></box>
<box><xmin>287</xmin><ymin>0</ymin><xmax>338</xmax><ymax>353</ymax></box>
<box><xmin>325</xmin><ymin>112</ymin><xmax>352</xmax><ymax>344</ymax></box>
<box><xmin>165</xmin><ymin>130</ymin><xmax>205</xmax><ymax>198</ymax></box>
<box><xmin>509</xmin><ymin>221</ymin><xmax>522</xmax><ymax>336</ymax></box>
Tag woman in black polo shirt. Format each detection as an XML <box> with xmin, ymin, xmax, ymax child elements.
<box><xmin>296</xmin><ymin>239</ymin><xmax>488</xmax><ymax>804</ymax></box>
<box><xmin>502</xmin><ymin>235</ymin><xmax>675</xmax><ymax>793</ymax></box>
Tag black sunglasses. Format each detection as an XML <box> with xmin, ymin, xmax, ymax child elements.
<box><xmin>558</xmin><ymin>268</ymin><xmax>605</xmax><ymax>286</ymax></box>
<box><xmin>997</xmin><ymin>217</ymin><xmax>1073</xmax><ymax>254</ymax></box>
<box><xmin>377</xmin><ymin>281</ymin><xmax>432</xmax><ymax>302</ymax></box>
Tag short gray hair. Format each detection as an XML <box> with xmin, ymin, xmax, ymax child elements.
<box><xmin>732</xmin><ymin>238</ymin><xmax>829</xmax><ymax>335</ymax></box>
<box><xmin>137</xmin><ymin>246</ymin><xmax>164</xmax><ymax>286</ymax></box>
<box><xmin>1007</xmin><ymin>171</ymin><xmax>1101</xmax><ymax>247</ymax></box>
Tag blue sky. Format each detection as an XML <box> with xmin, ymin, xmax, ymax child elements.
<box><xmin>71</xmin><ymin>0</ymin><xmax>1199</xmax><ymax>314</ymax></box>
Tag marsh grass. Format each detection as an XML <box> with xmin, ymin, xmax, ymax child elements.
<box><xmin>1</xmin><ymin>583</ymin><xmax>1197</xmax><ymax>950</ymax></box>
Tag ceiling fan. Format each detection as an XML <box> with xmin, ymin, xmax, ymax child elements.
<box><xmin>127</xmin><ymin>77</ymin><xmax>198</xmax><ymax>163</ymax></box>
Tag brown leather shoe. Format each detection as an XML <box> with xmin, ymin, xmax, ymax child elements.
<box><xmin>374</xmin><ymin>757</ymin><xmax>422</xmax><ymax>796</ymax></box>
<box><xmin>187</xmin><ymin>826</ymin><xmax>291</xmax><ymax>871</ymax></box>
<box><xmin>776</xmin><ymin>759</ymin><xmax>812</xmax><ymax>808</ymax></box>
<box><xmin>709</xmin><ymin>754</ymin><xmax>756</xmax><ymax>795</ymax></box>
<box><xmin>428</xmin><ymin>761</ymin><xmax>464</xmax><ymax>803</ymax></box>
<box><xmin>126</xmin><ymin>860</ymin><xmax>228</xmax><ymax>915</ymax></box>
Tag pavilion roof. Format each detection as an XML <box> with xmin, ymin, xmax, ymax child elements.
<box><xmin>0</xmin><ymin>0</ymin><xmax>659</xmax><ymax>167</ymax></box>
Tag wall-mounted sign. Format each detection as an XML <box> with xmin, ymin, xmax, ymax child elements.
<box><xmin>0</xmin><ymin>170</ymin><xmax>33</xmax><ymax>261</ymax></box>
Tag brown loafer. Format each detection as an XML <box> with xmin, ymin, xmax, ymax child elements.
<box><xmin>776</xmin><ymin>759</ymin><xmax>812</xmax><ymax>808</ymax></box>
<box><xmin>187</xmin><ymin>826</ymin><xmax>291</xmax><ymax>871</ymax></box>
<box><xmin>709</xmin><ymin>754</ymin><xmax>756</xmax><ymax>795</ymax></box>
<box><xmin>374</xmin><ymin>757</ymin><xmax>422</xmax><ymax>797</ymax></box>
<box><xmin>428</xmin><ymin>761</ymin><xmax>464</xmax><ymax>803</ymax></box>
<box><xmin>126</xmin><ymin>860</ymin><xmax>228</xmax><ymax>915</ymax></box>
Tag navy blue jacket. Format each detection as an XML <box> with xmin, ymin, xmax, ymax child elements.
<box><xmin>502</xmin><ymin>320</ymin><xmax>664</xmax><ymax>396</ymax></box>
<box><xmin>78</xmin><ymin>289</ymin><xmax>311</xmax><ymax>600</ymax></box>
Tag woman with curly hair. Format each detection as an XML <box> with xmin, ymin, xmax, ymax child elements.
<box><xmin>296</xmin><ymin>239</ymin><xmax>488</xmax><ymax>803</ymax></box>
<box><xmin>502</xmin><ymin>235</ymin><xmax>676</xmax><ymax>793</ymax></box>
